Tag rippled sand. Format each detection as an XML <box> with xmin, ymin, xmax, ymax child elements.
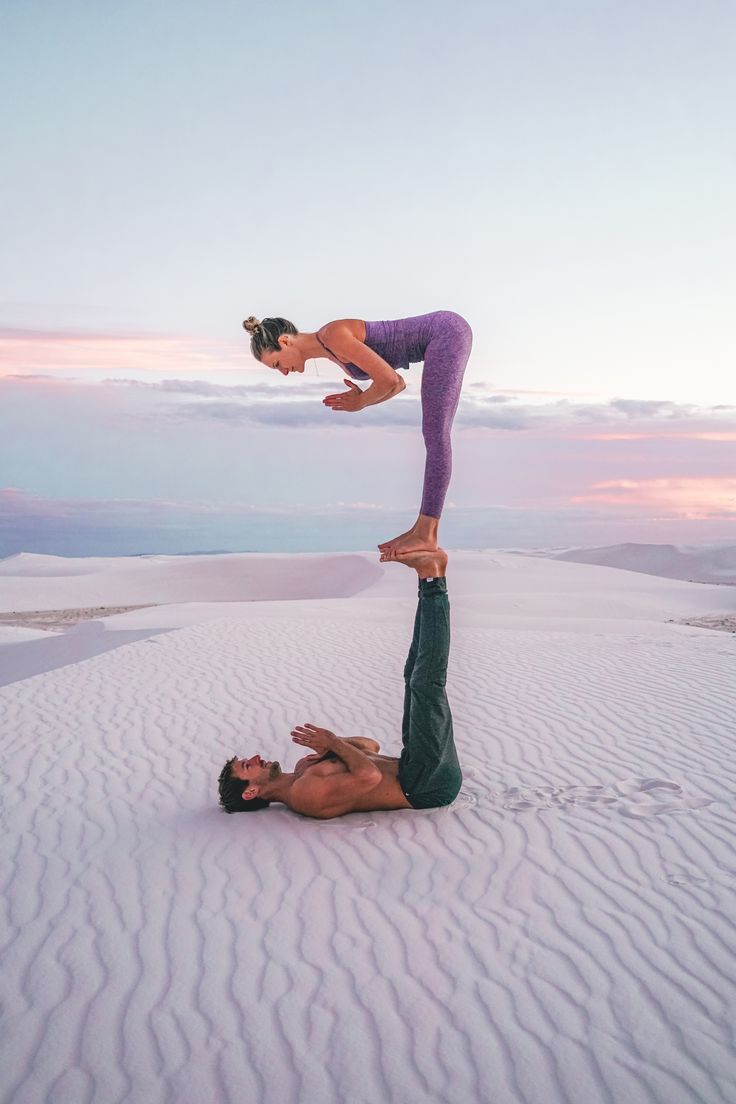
<box><xmin>1</xmin><ymin>550</ymin><xmax>735</xmax><ymax>1103</ymax></box>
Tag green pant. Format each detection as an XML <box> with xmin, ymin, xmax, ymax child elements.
<box><xmin>397</xmin><ymin>577</ymin><xmax>462</xmax><ymax>809</ymax></box>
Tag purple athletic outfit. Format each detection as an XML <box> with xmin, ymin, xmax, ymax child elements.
<box><xmin>316</xmin><ymin>310</ymin><xmax>473</xmax><ymax>518</ymax></box>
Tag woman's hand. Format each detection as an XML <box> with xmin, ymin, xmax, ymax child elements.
<box><xmin>291</xmin><ymin>723</ymin><xmax>338</xmax><ymax>755</ymax></box>
<box><xmin>323</xmin><ymin>379</ymin><xmax>365</xmax><ymax>412</ymax></box>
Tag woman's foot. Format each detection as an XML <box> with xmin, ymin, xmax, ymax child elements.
<box><xmin>379</xmin><ymin>533</ymin><xmax>439</xmax><ymax>558</ymax></box>
<box><xmin>378</xmin><ymin>515</ymin><xmax>440</xmax><ymax>556</ymax></box>
<box><xmin>377</xmin><ymin>528</ymin><xmax>413</xmax><ymax>552</ymax></box>
<box><xmin>379</xmin><ymin>548</ymin><xmax>448</xmax><ymax>578</ymax></box>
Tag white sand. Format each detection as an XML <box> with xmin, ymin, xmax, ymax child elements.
<box><xmin>1</xmin><ymin>549</ymin><xmax>735</xmax><ymax>1103</ymax></box>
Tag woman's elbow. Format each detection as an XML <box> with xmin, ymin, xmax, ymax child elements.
<box><xmin>380</xmin><ymin>376</ymin><xmax>404</xmax><ymax>401</ymax></box>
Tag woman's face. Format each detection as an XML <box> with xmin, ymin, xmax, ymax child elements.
<box><xmin>260</xmin><ymin>335</ymin><xmax>305</xmax><ymax>376</ymax></box>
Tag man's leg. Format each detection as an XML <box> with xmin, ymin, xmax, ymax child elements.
<box><xmin>401</xmin><ymin>597</ymin><xmax>423</xmax><ymax>742</ymax></box>
<box><xmin>387</xmin><ymin>552</ymin><xmax>461</xmax><ymax>809</ymax></box>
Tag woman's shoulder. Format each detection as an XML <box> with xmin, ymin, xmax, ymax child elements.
<box><xmin>318</xmin><ymin>318</ymin><xmax>367</xmax><ymax>343</ymax></box>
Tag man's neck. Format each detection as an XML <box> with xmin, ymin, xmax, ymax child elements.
<box><xmin>261</xmin><ymin>773</ymin><xmax>298</xmax><ymax>806</ymax></box>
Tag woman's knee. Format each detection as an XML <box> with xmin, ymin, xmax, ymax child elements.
<box><xmin>421</xmin><ymin>423</ymin><xmax>453</xmax><ymax>449</ymax></box>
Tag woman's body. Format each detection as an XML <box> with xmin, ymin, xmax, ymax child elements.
<box><xmin>243</xmin><ymin>310</ymin><xmax>473</xmax><ymax>555</ymax></box>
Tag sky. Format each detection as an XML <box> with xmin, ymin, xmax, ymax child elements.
<box><xmin>1</xmin><ymin>0</ymin><xmax>735</xmax><ymax>555</ymax></box>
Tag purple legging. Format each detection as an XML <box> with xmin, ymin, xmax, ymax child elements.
<box><xmin>317</xmin><ymin>310</ymin><xmax>473</xmax><ymax>518</ymax></box>
<box><xmin>416</xmin><ymin>313</ymin><xmax>473</xmax><ymax>517</ymax></box>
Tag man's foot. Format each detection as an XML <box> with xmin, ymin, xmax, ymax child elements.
<box><xmin>379</xmin><ymin>548</ymin><xmax>448</xmax><ymax>579</ymax></box>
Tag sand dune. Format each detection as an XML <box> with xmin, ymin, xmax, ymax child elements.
<box><xmin>2</xmin><ymin>549</ymin><xmax>735</xmax><ymax>687</ymax></box>
<box><xmin>0</xmin><ymin>550</ymin><xmax>384</xmax><ymax>611</ymax></box>
<box><xmin>539</xmin><ymin>541</ymin><xmax>736</xmax><ymax>585</ymax></box>
<box><xmin>1</xmin><ymin>551</ymin><xmax>735</xmax><ymax>1103</ymax></box>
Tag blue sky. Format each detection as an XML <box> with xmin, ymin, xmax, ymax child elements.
<box><xmin>1</xmin><ymin>1</ymin><xmax>735</xmax><ymax>554</ymax></box>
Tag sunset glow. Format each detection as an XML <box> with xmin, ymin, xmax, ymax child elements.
<box><xmin>574</xmin><ymin>478</ymin><xmax>736</xmax><ymax>518</ymax></box>
<box><xmin>575</xmin><ymin>432</ymin><xmax>736</xmax><ymax>442</ymax></box>
<box><xmin>0</xmin><ymin>331</ymin><xmax>246</xmax><ymax>378</ymax></box>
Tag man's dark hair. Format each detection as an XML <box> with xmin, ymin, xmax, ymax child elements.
<box><xmin>218</xmin><ymin>757</ymin><xmax>271</xmax><ymax>814</ymax></box>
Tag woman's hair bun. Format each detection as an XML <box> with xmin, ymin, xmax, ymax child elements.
<box><xmin>242</xmin><ymin>314</ymin><xmax>297</xmax><ymax>357</ymax></box>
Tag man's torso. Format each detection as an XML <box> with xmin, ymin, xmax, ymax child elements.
<box><xmin>293</xmin><ymin>751</ymin><xmax>413</xmax><ymax>815</ymax></box>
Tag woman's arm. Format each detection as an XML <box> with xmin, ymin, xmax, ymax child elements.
<box><xmin>320</xmin><ymin>323</ymin><xmax>406</xmax><ymax>411</ymax></box>
<box><xmin>324</xmin><ymin>375</ymin><xmax>404</xmax><ymax>412</ymax></box>
<box><xmin>359</xmin><ymin>374</ymin><xmax>406</xmax><ymax>408</ymax></box>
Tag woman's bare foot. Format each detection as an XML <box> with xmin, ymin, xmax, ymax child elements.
<box><xmin>378</xmin><ymin>515</ymin><xmax>440</xmax><ymax>556</ymax></box>
<box><xmin>379</xmin><ymin>534</ymin><xmax>440</xmax><ymax>558</ymax></box>
<box><xmin>377</xmin><ymin>527</ymin><xmax>413</xmax><ymax>551</ymax></box>
<box><xmin>379</xmin><ymin>548</ymin><xmax>448</xmax><ymax>579</ymax></box>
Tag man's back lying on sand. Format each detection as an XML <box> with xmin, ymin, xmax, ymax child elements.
<box><xmin>217</xmin><ymin>549</ymin><xmax>462</xmax><ymax>819</ymax></box>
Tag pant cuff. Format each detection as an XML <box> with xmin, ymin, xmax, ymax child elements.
<box><xmin>418</xmin><ymin>576</ymin><xmax>448</xmax><ymax>595</ymax></box>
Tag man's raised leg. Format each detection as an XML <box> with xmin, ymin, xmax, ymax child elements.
<box><xmin>379</xmin><ymin>549</ymin><xmax>461</xmax><ymax>808</ymax></box>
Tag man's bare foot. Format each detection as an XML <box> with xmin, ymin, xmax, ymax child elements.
<box><xmin>379</xmin><ymin>548</ymin><xmax>448</xmax><ymax>579</ymax></box>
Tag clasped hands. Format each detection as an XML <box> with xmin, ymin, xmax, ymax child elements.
<box><xmin>291</xmin><ymin>723</ymin><xmax>338</xmax><ymax>755</ymax></box>
<box><xmin>322</xmin><ymin>379</ymin><xmax>365</xmax><ymax>413</ymax></box>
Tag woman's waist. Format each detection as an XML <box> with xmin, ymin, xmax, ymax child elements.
<box><xmin>365</xmin><ymin>311</ymin><xmax>469</xmax><ymax>365</ymax></box>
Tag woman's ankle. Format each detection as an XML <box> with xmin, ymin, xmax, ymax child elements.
<box><xmin>415</xmin><ymin>514</ymin><xmax>439</xmax><ymax>541</ymax></box>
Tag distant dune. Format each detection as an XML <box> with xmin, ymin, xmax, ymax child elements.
<box><xmin>539</xmin><ymin>541</ymin><xmax>736</xmax><ymax>584</ymax></box>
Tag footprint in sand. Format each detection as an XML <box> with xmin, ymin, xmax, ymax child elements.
<box><xmin>662</xmin><ymin>872</ymin><xmax>711</xmax><ymax>887</ymax></box>
<box><xmin>499</xmin><ymin>778</ymin><xmax>712</xmax><ymax>817</ymax></box>
<box><xmin>451</xmin><ymin>790</ymin><xmax>478</xmax><ymax>810</ymax></box>
<box><xmin>502</xmin><ymin>784</ymin><xmax>618</xmax><ymax>812</ymax></box>
<box><xmin>614</xmin><ymin>778</ymin><xmax>712</xmax><ymax>818</ymax></box>
<box><xmin>613</xmin><ymin>777</ymin><xmax>681</xmax><ymax>796</ymax></box>
<box><xmin>662</xmin><ymin>867</ymin><xmax>736</xmax><ymax>888</ymax></box>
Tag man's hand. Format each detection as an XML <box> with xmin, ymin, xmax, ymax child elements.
<box><xmin>291</xmin><ymin>723</ymin><xmax>339</xmax><ymax>755</ymax></box>
<box><xmin>293</xmin><ymin>752</ymin><xmax>324</xmax><ymax>778</ymax></box>
<box><xmin>323</xmin><ymin>379</ymin><xmax>364</xmax><ymax>412</ymax></box>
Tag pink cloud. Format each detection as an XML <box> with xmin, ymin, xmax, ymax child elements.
<box><xmin>0</xmin><ymin>329</ymin><xmax>250</xmax><ymax>377</ymax></box>
<box><xmin>573</xmin><ymin>477</ymin><xmax>736</xmax><ymax>518</ymax></box>
<box><xmin>574</xmin><ymin>431</ymin><xmax>736</xmax><ymax>442</ymax></box>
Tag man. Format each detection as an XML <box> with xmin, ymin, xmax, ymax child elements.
<box><xmin>217</xmin><ymin>549</ymin><xmax>461</xmax><ymax>819</ymax></box>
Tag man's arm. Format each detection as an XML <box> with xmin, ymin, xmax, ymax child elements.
<box><xmin>341</xmin><ymin>736</ymin><xmax>381</xmax><ymax>754</ymax></box>
<box><xmin>291</xmin><ymin>725</ymin><xmax>381</xmax><ymax>781</ymax></box>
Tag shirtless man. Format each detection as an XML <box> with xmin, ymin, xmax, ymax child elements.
<box><xmin>217</xmin><ymin>549</ymin><xmax>462</xmax><ymax>819</ymax></box>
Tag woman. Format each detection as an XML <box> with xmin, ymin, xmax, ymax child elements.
<box><xmin>242</xmin><ymin>310</ymin><xmax>473</xmax><ymax>556</ymax></box>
